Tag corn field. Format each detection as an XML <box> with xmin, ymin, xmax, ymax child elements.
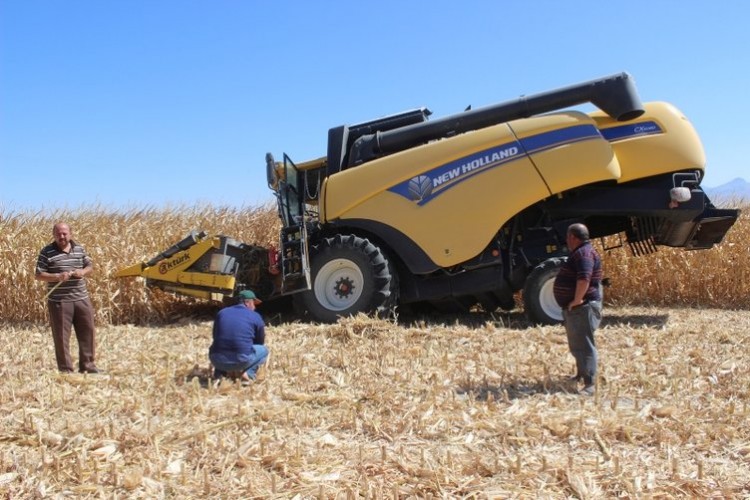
<box><xmin>0</xmin><ymin>201</ymin><xmax>747</xmax><ymax>325</ymax></box>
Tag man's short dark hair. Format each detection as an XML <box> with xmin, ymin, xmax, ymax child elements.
<box><xmin>568</xmin><ymin>223</ymin><xmax>590</xmax><ymax>241</ymax></box>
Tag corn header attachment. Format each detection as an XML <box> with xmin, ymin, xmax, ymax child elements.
<box><xmin>115</xmin><ymin>230</ymin><xmax>278</xmax><ymax>301</ymax></box>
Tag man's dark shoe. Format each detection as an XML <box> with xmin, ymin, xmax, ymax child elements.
<box><xmin>80</xmin><ymin>367</ymin><xmax>103</xmax><ymax>374</ymax></box>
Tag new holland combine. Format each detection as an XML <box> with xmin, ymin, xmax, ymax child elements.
<box><xmin>116</xmin><ymin>72</ymin><xmax>739</xmax><ymax>324</ymax></box>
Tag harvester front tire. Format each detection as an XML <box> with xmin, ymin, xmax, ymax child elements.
<box><xmin>523</xmin><ymin>257</ymin><xmax>566</xmax><ymax>325</ymax></box>
<box><xmin>301</xmin><ymin>235</ymin><xmax>397</xmax><ymax>323</ymax></box>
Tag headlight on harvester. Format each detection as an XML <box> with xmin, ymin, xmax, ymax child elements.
<box><xmin>670</xmin><ymin>187</ymin><xmax>692</xmax><ymax>203</ymax></box>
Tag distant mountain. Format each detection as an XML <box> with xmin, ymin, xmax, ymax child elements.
<box><xmin>704</xmin><ymin>177</ymin><xmax>750</xmax><ymax>201</ymax></box>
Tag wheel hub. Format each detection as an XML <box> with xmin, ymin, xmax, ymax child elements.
<box><xmin>334</xmin><ymin>277</ymin><xmax>355</xmax><ymax>298</ymax></box>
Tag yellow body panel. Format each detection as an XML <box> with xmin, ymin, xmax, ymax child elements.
<box><xmin>325</xmin><ymin>123</ymin><xmax>520</xmax><ymax>218</ymax></box>
<box><xmin>296</xmin><ymin>156</ymin><xmax>327</xmax><ymax>171</ymax></box>
<box><xmin>338</xmin><ymin>159</ymin><xmax>548</xmax><ymax>267</ymax></box>
<box><xmin>157</xmin><ymin>287</ymin><xmax>223</xmax><ymax>301</ymax></box>
<box><xmin>591</xmin><ymin>102</ymin><xmax>705</xmax><ymax>183</ymax></box>
<box><xmin>114</xmin><ymin>262</ymin><xmax>147</xmax><ymax>278</ymax></box>
<box><xmin>508</xmin><ymin>112</ymin><xmax>620</xmax><ymax>194</ymax></box>
<box><xmin>176</xmin><ymin>271</ymin><xmax>236</xmax><ymax>289</ymax></box>
<box><xmin>114</xmin><ymin>237</ymin><xmax>236</xmax><ymax>293</ymax></box>
<box><xmin>323</xmin><ymin>113</ymin><xmax>621</xmax><ymax>267</ymax></box>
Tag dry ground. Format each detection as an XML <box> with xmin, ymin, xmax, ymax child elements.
<box><xmin>2</xmin><ymin>306</ymin><xmax>749</xmax><ymax>498</ymax></box>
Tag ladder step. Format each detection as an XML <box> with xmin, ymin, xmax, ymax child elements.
<box><xmin>279</xmin><ymin>221</ymin><xmax>310</xmax><ymax>291</ymax></box>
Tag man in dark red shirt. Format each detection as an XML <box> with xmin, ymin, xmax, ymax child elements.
<box><xmin>553</xmin><ymin>223</ymin><xmax>603</xmax><ymax>395</ymax></box>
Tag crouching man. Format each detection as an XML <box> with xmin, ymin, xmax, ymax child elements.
<box><xmin>209</xmin><ymin>290</ymin><xmax>268</xmax><ymax>383</ymax></box>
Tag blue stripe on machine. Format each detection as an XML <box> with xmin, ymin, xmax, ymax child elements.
<box><xmin>519</xmin><ymin>124</ymin><xmax>602</xmax><ymax>154</ymax></box>
<box><xmin>599</xmin><ymin>121</ymin><xmax>663</xmax><ymax>142</ymax></box>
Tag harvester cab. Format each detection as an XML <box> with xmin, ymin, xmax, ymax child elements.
<box><xmin>266</xmin><ymin>152</ymin><xmax>322</xmax><ymax>294</ymax></box>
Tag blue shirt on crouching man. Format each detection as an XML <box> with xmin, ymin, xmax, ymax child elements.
<box><xmin>209</xmin><ymin>290</ymin><xmax>268</xmax><ymax>380</ymax></box>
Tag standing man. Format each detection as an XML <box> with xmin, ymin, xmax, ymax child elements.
<box><xmin>209</xmin><ymin>290</ymin><xmax>268</xmax><ymax>383</ymax></box>
<box><xmin>553</xmin><ymin>223</ymin><xmax>603</xmax><ymax>395</ymax></box>
<box><xmin>35</xmin><ymin>222</ymin><xmax>100</xmax><ymax>374</ymax></box>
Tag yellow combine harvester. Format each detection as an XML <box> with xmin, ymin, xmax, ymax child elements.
<box><xmin>116</xmin><ymin>72</ymin><xmax>739</xmax><ymax>324</ymax></box>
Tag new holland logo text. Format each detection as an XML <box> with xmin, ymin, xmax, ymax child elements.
<box><xmin>159</xmin><ymin>254</ymin><xmax>190</xmax><ymax>274</ymax></box>
<box><xmin>398</xmin><ymin>144</ymin><xmax>520</xmax><ymax>203</ymax></box>
<box><xmin>433</xmin><ymin>146</ymin><xmax>519</xmax><ymax>189</ymax></box>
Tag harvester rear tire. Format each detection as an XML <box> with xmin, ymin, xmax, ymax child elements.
<box><xmin>300</xmin><ymin>234</ymin><xmax>397</xmax><ymax>323</ymax></box>
<box><xmin>523</xmin><ymin>257</ymin><xmax>566</xmax><ymax>325</ymax></box>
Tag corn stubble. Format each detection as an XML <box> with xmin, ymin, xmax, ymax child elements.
<box><xmin>0</xmin><ymin>202</ymin><xmax>748</xmax><ymax>497</ymax></box>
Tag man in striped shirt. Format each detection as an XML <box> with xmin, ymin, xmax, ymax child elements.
<box><xmin>553</xmin><ymin>223</ymin><xmax>603</xmax><ymax>396</ymax></box>
<box><xmin>35</xmin><ymin>222</ymin><xmax>100</xmax><ymax>374</ymax></box>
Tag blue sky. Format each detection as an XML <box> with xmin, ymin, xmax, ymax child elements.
<box><xmin>1</xmin><ymin>1</ymin><xmax>748</xmax><ymax>211</ymax></box>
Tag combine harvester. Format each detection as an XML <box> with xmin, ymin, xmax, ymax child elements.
<box><xmin>116</xmin><ymin>72</ymin><xmax>740</xmax><ymax>324</ymax></box>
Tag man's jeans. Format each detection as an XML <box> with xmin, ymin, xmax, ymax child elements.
<box><xmin>562</xmin><ymin>301</ymin><xmax>602</xmax><ymax>383</ymax></box>
<box><xmin>210</xmin><ymin>345</ymin><xmax>269</xmax><ymax>380</ymax></box>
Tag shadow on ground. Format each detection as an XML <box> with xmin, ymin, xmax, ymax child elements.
<box><xmin>600</xmin><ymin>313</ymin><xmax>669</xmax><ymax>328</ymax></box>
<box><xmin>124</xmin><ymin>299</ymin><xmax>671</xmax><ymax>332</ymax></box>
<box><xmin>456</xmin><ymin>376</ymin><xmax>581</xmax><ymax>400</ymax></box>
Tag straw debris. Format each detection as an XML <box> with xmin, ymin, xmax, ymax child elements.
<box><xmin>0</xmin><ymin>307</ymin><xmax>748</xmax><ymax>496</ymax></box>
